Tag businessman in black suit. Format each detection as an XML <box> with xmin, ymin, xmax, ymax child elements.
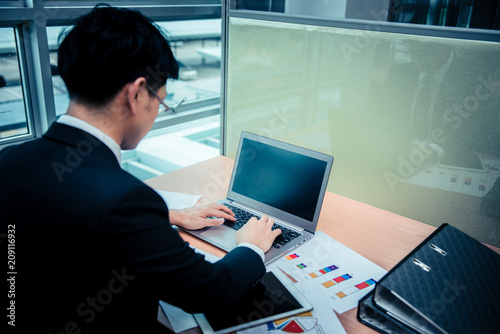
<box><xmin>0</xmin><ymin>6</ymin><xmax>280</xmax><ymax>333</ymax></box>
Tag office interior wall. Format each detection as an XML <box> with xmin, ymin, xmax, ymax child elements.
<box><xmin>225</xmin><ymin>17</ymin><xmax>500</xmax><ymax>247</ymax></box>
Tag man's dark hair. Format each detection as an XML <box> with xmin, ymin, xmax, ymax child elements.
<box><xmin>58</xmin><ymin>6</ymin><xmax>179</xmax><ymax>107</ymax></box>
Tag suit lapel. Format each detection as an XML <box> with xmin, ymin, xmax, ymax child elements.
<box><xmin>43</xmin><ymin>122</ymin><xmax>120</xmax><ymax>167</ymax></box>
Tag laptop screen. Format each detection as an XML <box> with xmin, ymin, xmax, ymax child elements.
<box><xmin>230</xmin><ymin>135</ymin><xmax>330</xmax><ymax>222</ymax></box>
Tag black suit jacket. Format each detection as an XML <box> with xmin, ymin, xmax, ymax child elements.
<box><xmin>0</xmin><ymin>123</ymin><xmax>265</xmax><ymax>333</ymax></box>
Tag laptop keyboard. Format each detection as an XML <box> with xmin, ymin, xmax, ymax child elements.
<box><xmin>222</xmin><ymin>203</ymin><xmax>301</xmax><ymax>249</ymax></box>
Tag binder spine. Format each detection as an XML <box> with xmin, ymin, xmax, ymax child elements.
<box><xmin>358</xmin><ymin>291</ymin><xmax>419</xmax><ymax>334</ymax></box>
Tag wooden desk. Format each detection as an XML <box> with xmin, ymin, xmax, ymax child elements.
<box><xmin>146</xmin><ymin>156</ymin><xmax>500</xmax><ymax>334</ymax></box>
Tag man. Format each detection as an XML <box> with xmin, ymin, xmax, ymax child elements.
<box><xmin>0</xmin><ymin>6</ymin><xmax>280</xmax><ymax>333</ymax></box>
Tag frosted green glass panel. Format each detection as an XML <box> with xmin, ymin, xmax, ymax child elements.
<box><xmin>226</xmin><ymin>17</ymin><xmax>500</xmax><ymax>246</ymax></box>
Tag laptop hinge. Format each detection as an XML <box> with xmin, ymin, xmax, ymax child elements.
<box><xmin>229</xmin><ymin>202</ymin><xmax>304</xmax><ymax>233</ymax></box>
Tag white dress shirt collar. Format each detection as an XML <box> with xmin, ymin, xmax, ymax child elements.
<box><xmin>57</xmin><ymin>114</ymin><xmax>122</xmax><ymax>163</ymax></box>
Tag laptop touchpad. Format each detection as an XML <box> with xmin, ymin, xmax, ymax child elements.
<box><xmin>201</xmin><ymin>225</ymin><xmax>237</xmax><ymax>250</ymax></box>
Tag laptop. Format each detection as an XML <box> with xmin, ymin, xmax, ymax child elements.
<box><xmin>183</xmin><ymin>131</ymin><xmax>334</xmax><ymax>264</ymax></box>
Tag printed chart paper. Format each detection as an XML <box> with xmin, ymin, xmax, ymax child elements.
<box><xmin>267</xmin><ymin>231</ymin><xmax>387</xmax><ymax>314</ymax></box>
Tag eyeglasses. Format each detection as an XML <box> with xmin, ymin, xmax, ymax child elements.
<box><xmin>145</xmin><ymin>83</ymin><xmax>186</xmax><ymax>116</ymax></box>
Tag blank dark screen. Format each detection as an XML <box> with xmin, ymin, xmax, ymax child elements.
<box><xmin>232</xmin><ymin>138</ymin><xmax>327</xmax><ymax>222</ymax></box>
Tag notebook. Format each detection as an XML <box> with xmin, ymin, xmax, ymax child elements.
<box><xmin>182</xmin><ymin>131</ymin><xmax>334</xmax><ymax>264</ymax></box>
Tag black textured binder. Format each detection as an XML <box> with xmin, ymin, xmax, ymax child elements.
<box><xmin>358</xmin><ymin>289</ymin><xmax>419</xmax><ymax>334</ymax></box>
<box><xmin>358</xmin><ymin>223</ymin><xmax>500</xmax><ymax>334</ymax></box>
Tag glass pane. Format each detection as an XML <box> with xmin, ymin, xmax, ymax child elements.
<box><xmin>233</xmin><ymin>0</ymin><xmax>500</xmax><ymax>30</ymax></box>
<box><xmin>47</xmin><ymin>26</ymin><xmax>70</xmax><ymax>117</ymax></box>
<box><xmin>226</xmin><ymin>17</ymin><xmax>500</xmax><ymax>247</ymax></box>
<box><xmin>121</xmin><ymin>115</ymin><xmax>220</xmax><ymax>180</ymax></box>
<box><xmin>0</xmin><ymin>27</ymin><xmax>28</xmax><ymax>140</ymax></box>
<box><xmin>157</xmin><ymin>19</ymin><xmax>221</xmax><ymax>106</ymax></box>
<box><xmin>49</xmin><ymin>19</ymin><xmax>221</xmax><ymax>115</ymax></box>
<box><xmin>48</xmin><ymin>19</ymin><xmax>222</xmax><ymax>179</ymax></box>
<box><xmin>129</xmin><ymin>19</ymin><xmax>222</xmax><ymax>179</ymax></box>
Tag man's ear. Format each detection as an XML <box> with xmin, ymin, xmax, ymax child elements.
<box><xmin>126</xmin><ymin>77</ymin><xmax>147</xmax><ymax>114</ymax></box>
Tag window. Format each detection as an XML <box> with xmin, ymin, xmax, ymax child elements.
<box><xmin>121</xmin><ymin>19</ymin><xmax>222</xmax><ymax>180</ymax></box>
<box><xmin>1</xmin><ymin>1</ymin><xmax>223</xmax><ymax>180</ymax></box>
<box><xmin>0</xmin><ymin>27</ymin><xmax>29</xmax><ymax>141</ymax></box>
<box><xmin>154</xmin><ymin>20</ymin><xmax>222</xmax><ymax>109</ymax></box>
<box><xmin>48</xmin><ymin>19</ymin><xmax>222</xmax><ymax>118</ymax></box>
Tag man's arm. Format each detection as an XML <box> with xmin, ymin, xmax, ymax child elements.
<box><xmin>103</xmin><ymin>184</ymin><xmax>270</xmax><ymax>312</ymax></box>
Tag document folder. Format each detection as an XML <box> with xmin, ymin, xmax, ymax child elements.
<box><xmin>358</xmin><ymin>223</ymin><xmax>500</xmax><ymax>334</ymax></box>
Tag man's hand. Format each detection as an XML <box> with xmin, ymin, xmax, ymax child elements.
<box><xmin>236</xmin><ymin>215</ymin><xmax>281</xmax><ymax>253</ymax></box>
<box><xmin>170</xmin><ymin>203</ymin><xmax>236</xmax><ymax>230</ymax></box>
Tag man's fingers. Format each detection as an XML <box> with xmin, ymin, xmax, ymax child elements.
<box><xmin>247</xmin><ymin>216</ymin><xmax>259</xmax><ymax>224</ymax></box>
<box><xmin>208</xmin><ymin>209</ymin><xmax>234</xmax><ymax>221</ymax></box>
<box><xmin>206</xmin><ymin>204</ymin><xmax>235</xmax><ymax>221</ymax></box>
<box><xmin>265</xmin><ymin>216</ymin><xmax>274</xmax><ymax>226</ymax></box>
<box><xmin>202</xmin><ymin>203</ymin><xmax>235</xmax><ymax>221</ymax></box>
<box><xmin>209</xmin><ymin>203</ymin><xmax>235</xmax><ymax>216</ymax></box>
<box><xmin>259</xmin><ymin>215</ymin><xmax>269</xmax><ymax>223</ymax></box>
<box><xmin>204</xmin><ymin>217</ymin><xmax>225</xmax><ymax>226</ymax></box>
